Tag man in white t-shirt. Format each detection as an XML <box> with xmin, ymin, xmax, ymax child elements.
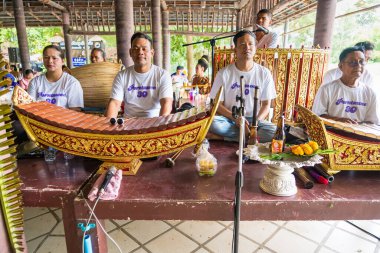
<box><xmin>322</xmin><ymin>41</ymin><xmax>375</xmax><ymax>89</ymax></box>
<box><xmin>28</xmin><ymin>45</ymin><xmax>83</xmax><ymax>109</ymax></box>
<box><xmin>313</xmin><ymin>46</ymin><xmax>379</xmax><ymax>125</ymax></box>
<box><xmin>255</xmin><ymin>9</ymin><xmax>279</xmax><ymax>49</ymax></box>
<box><xmin>209</xmin><ymin>30</ymin><xmax>277</xmax><ymax>142</ymax></box>
<box><xmin>105</xmin><ymin>32</ymin><xmax>173</xmax><ymax>118</ymax></box>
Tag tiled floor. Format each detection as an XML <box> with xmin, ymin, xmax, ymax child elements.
<box><xmin>24</xmin><ymin>207</ymin><xmax>380</xmax><ymax>253</ymax></box>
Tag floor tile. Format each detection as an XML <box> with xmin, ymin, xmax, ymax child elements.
<box><xmin>285</xmin><ymin>221</ymin><xmax>331</xmax><ymax>243</ymax></box>
<box><xmin>217</xmin><ymin>221</ymin><xmax>233</xmax><ymax>227</ymax></box>
<box><xmin>36</xmin><ymin>236</ymin><xmax>67</xmax><ymax>253</ymax></box>
<box><xmin>24</xmin><ymin>207</ymin><xmax>50</xmax><ymax>220</ymax></box>
<box><xmin>193</xmin><ymin>248</ymin><xmax>210</xmax><ymax>253</ymax></box>
<box><xmin>325</xmin><ymin>228</ymin><xmax>377</xmax><ymax>253</ymax></box>
<box><xmin>145</xmin><ymin>229</ymin><xmax>199</xmax><ymax>253</ymax></box>
<box><xmin>271</xmin><ymin>220</ymin><xmax>286</xmax><ymax>226</ymax></box>
<box><xmin>205</xmin><ymin>229</ymin><xmax>259</xmax><ymax>253</ymax></box>
<box><xmin>105</xmin><ymin>219</ymin><xmax>118</xmax><ymax>232</ymax></box>
<box><xmin>317</xmin><ymin>247</ymin><xmax>339</xmax><ymax>253</ymax></box>
<box><xmin>166</xmin><ymin>220</ymin><xmax>181</xmax><ymax>226</ymax></box>
<box><xmin>130</xmin><ymin>248</ymin><xmax>148</xmax><ymax>253</ymax></box>
<box><xmin>107</xmin><ymin>229</ymin><xmax>140</xmax><ymax>253</ymax></box>
<box><xmin>51</xmin><ymin>220</ymin><xmax>64</xmax><ymax>235</ymax></box>
<box><xmin>337</xmin><ymin>221</ymin><xmax>378</xmax><ymax>242</ymax></box>
<box><xmin>176</xmin><ymin>221</ymin><xmax>225</xmax><ymax>244</ymax></box>
<box><xmin>239</xmin><ymin>221</ymin><xmax>279</xmax><ymax>244</ymax></box>
<box><xmin>26</xmin><ymin>236</ymin><xmax>46</xmax><ymax>253</ymax></box>
<box><xmin>254</xmin><ymin>247</ymin><xmax>275</xmax><ymax>253</ymax></box>
<box><xmin>111</xmin><ymin>219</ymin><xmax>132</xmax><ymax>227</ymax></box>
<box><xmin>346</xmin><ymin>220</ymin><xmax>380</xmax><ymax>239</ymax></box>
<box><xmin>24</xmin><ymin>212</ymin><xmax>58</xmax><ymax>241</ymax></box>
<box><xmin>265</xmin><ymin>229</ymin><xmax>318</xmax><ymax>253</ymax></box>
<box><xmin>122</xmin><ymin>220</ymin><xmax>171</xmax><ymax>244</ymax></box>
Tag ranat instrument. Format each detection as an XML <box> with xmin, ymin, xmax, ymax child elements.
<box><xmin>12</xmin><ymin>86</ymin><xmax>222</xmax><ymax>175</ymax></box>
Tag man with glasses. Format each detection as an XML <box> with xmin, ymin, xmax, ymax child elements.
<box><xmin>105</xmin><ymin>32</ymin><xmax>173</xmax><ymax>118</ymax></box>
<box><xmin>313</xmin><ymin>46</ymin><xmax>379</xmax><ymax>125</ymax></box>
<box><xmin>322</xmin><ymin>41</ymin><xmax>375</xmax><ymax>88</ymax></box>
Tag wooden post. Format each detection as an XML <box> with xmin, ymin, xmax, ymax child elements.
<box><xmin>236</xmin><ymin>10</ymin><xmax>242</xmax><ymax>31</ymax></box>
<box><xmin>186</xmin><ymin>35</ymin><xmax>194</xmax><ymax>81</ymax></box>
<box><xmin>313</xmin><ymin>0</ymin><xmax>337</xmax><ymax>48</ymax></box>
<box><xmin>12</xmin><ymin>0</ymin><xmax>31</xmax><ymax>70</ymax></box>
<box><xmin>151</xmin><ymin>0</ymin><xmax>162</xmax><ymax>67</ymax></box>
<box><xmin>84</xmin><ymin>34</ymin><xmax>89</xmax><ymax>64</ymax></box>
<box><xmin>62</xmin><ymin>11</ymin><xmax>73</xmax><ymax>68</ymax></box>
<box><xmin>115</xmin><ymin>0</ymin><xmax>134</xmax><ymax>67</ymax></box>
<box><xmin>283</xmin><ymin>19</ymin><xmax>289</xmax><ymax>48</ymax></box>
<box><xmin>162</xmin><ymin>10</ymin><xmax>170</xmax><ymax>71</ymax></box>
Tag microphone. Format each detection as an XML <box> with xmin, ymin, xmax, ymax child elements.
<box><xmin>97</xmin><ymin>166</ymin><xmax>117</xmax><ymax>196</ymax></box>
<box><xmin>254</xmin><ymin>24</ymin><xmax>269</xmax><ymax>34</ymax></box>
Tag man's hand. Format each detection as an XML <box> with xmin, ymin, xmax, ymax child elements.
<box><xmin>105</xmin><ymin>98</ymin><xmax>122</xmax><ymax>118</ymax></box>
<box><xmin>234</xmin><ymin>116</ymin><xmax>250</xmax><ymax>135</ymax></box>
<box><xmin>335</xmin><ymin>117</ymin><xmax>359</xmax><ymax>124</ymax></box>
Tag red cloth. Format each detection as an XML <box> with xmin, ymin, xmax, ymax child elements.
<box><xmin>88</xmin><ymin>169</ymin><xmax>123</xmax><ymax>201</ymax></box>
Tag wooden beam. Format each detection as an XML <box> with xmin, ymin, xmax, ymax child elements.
<box><xmin>51</xmin><ymin>11</ymin><xmax>62</xmax><ymax>22</ymax></box>
<box><xmin>28</xmin><ymin>11</ymin><xmax>43</xmax><ymax>23</ymax></box>
<box><xmin>38</xmin><ymin>0</ymin><xmax>68</xmax><ymax>12</ymax></box>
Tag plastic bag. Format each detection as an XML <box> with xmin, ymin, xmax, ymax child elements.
<box><xmin>195</xmin><ymin>140</ymin><xmax>217</xmax><ymax>176</ymax></box>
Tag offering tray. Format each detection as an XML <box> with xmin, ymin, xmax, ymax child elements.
<box><xmin>243</xmin><ymin>143</ymin><xmax>323</xmax><ymax>196</ymax></box>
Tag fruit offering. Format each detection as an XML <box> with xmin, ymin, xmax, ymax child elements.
<box><xmin>291</xmin><ymin>141</ymin><xmax>320</xmax><ymax>156</ymax></box>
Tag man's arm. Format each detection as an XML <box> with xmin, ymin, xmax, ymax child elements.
<box><xmin>257</xmin><ymin>100</ymin><xmax>271</xmax><ymax>121</ymax></box>
<box><xmin>159</xmin><ymin>97</ymin><xmax>173</xmax><ymax>116</ymax></box>
<box><xmin>320</xmin><ymin>114</ymin><xmax>358</xmax><ymax>124</ymax></box>
<box><xmin>105</xmin><ymin>98</ymin><xmax>122</xmax><ymax>118</ymax></box>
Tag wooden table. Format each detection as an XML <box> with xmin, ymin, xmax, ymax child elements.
<box><xmin>18</xmin><ymin>142</ymin><xmax>380</xmax><ymax>253</ymax></box>
<box><xmin>18</xmin><ymin>153</ymin><xmax>100</xmax><ymax>253</ymax></box>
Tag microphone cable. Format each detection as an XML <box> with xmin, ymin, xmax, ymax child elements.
<box><xmin>80</xmin><ymin>190</ymin><xmax>123</xmax><ymax>253</ymax></box>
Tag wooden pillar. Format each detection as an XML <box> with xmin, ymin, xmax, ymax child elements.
<box><xmin>283</xmin><ymin>19</ymin><xmax>289</xmax><ymax>48</ymax></box>
<box><xmin>313</xmin><ymin>0</ymin><xmax>336</xmax><ymax>48</ymax></box>
<box><xmin>62</xmin><ymin>11</ymin><xmax>72</xmax><ymax>68</ymax></box>
<box><xmin>12</xmin><ymin>0</ymin><xmax>31</xmax><ymax>70</ymax></box>
<box><xmin>236</xmin><ymin>10</ymin><xmax>242</xmax><ymax>31</ymax></box>
<box><xmin>186</xmin><ymin>35</ymin><xmax>194</xmax><ymax>81</ymax></box>
<box><xmin>84</xmin><ymin>34</ymin><xmax>89</xmax><ymax>64</ymax></box>
<box><xmin>151</xmin><ymin>0</ymin><xmax>162</xmax><ymax>67</ymax></box>
<box><xmin>115</xmin><ymin>0</ymin><xmax>134</xmax><ymax>67</ymax></box>
<box><xmin>252</xmin><ymin>0</ymin><xmax>260</xmax><ymax>23</ymax></box>
<box><xmin>162</xmin><ymin>10</ymin><xmax>170</xmax><ymax>71</ymax></box>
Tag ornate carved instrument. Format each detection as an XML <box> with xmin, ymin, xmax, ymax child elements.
<box><xmin>296</xmin><ymin>104</ymin><xmax>380</xmax><ymax>173</ymax></box>
<box><xmin>12</xmin><ymin>86</ymin><xmax>222</xmax><ymax>175</ymax></box>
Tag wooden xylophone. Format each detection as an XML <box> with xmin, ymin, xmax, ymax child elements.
<box><xmin>12</xmin><ymin>86</ymin><xmax>222</xmax><ymax>175</ymax></box>
<box><xmin>295</xmin><ymin>104</ymin><xmax>380</xmax><ymax>173</ymax></box>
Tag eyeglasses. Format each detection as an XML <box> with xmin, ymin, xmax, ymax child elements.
<box><xmin>344</xmin><ymin>60</ymin><xmax>366</xmax><ymax>67</ymax></box>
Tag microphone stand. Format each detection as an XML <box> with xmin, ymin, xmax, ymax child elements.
<box><xmin>231</xmin><ymin>76</ymin><xmax>246</xmax><ymax>253</ymax></box>
<box><xmin>182</xmin><ymin>28</ymin><xmax>266</xmax><ymax>85</ymax></box>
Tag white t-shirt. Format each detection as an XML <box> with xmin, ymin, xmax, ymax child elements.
<box><xmin>210</xmin><ymin>63</ymin><xmax>277</xmax><ymax>117</ymax></box>
<box><xmin>171</xmin><ymin>73</ymin><xmax>188</xmax><ymax>88</ymax></box>
<box><xmin>256</xmin><ymin>32</ymin><xmax>279</xmax><ymax>49</ymax></box>
<box><xmin>322</xmin><ymin>67</ymin><xmax>374</xmax><ymax>88</ymax></box>
<box><xmin>28</xmin><ymin>72</ymin><xmax>84</xmax><ymax>108</ymax></box>
<box><xmin>312</xmin><ymin>79</ymin><xmax>379</xmax><ymax>124</ymax></box>
<box><xmin>110</xmin><ymin>65</ymin><xmax>173</xmax><ymax>118</ymax></box>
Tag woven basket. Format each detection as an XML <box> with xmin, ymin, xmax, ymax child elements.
<box><xmin>70</xmin><ymin>62</ymin><xmax>122</xmax><ymax>108</ymax></box>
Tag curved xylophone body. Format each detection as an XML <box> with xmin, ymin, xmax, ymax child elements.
<box><xmin>12</xmin><ymin>86</ymin><xmax>222</xmax><ymax>175</ymax></box>
<box><xmin>295</xmin><ymin>104</ymin><xmax>380</xmax><ymax>173</ymax></box>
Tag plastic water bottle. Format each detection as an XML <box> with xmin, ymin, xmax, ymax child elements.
<box><xmin>44</xmin><ymin>147</ymin><xmax>56</xmax><ymax>162</ymax></box>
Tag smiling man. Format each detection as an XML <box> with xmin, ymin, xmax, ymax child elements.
<box><xmin>255</xmin><ymin>9</ymin><xmax>279</xmax><ymax>49</ymax></box>
<box><xmin>208</xmin><ymin>30</ymin><xmax>277</xmax><ymax>143</ymax></box>
<box><xmin>313</xmin><ymin>46</ymin><xmax>379</xmax><ymax>125</ymax></box>
<box><xmin>105</xmin><ymin>32</ymin><xmax>173</xmax><ymax>118</ymax></box>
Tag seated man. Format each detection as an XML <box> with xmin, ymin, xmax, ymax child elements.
<box><xmin>171</xmin><ymin>65</ymin><xmax>188</xmax><ymax>88</ymax></box>
<box><xmin>105</xmin><ymin>32</ymin><xmax>173</xmax><ymax>118</ymax></box>
<box><xmin>313</xmin><ymin>46</ymin><xmax>379</xmax><ymax>125</ymax></box>
<box><xmin>209</xmin><ymin>30</ymin><xmax>277</xmax><ymax>143</ymax></box>
<box><xmin>322</xmin><ymin>41</ymin><xmax>375</xmax><ymax>89</ymax></box>
<box><xmin>28</xmin><ymin>45</ymin><xmax>83</xmax><ymax>110</ymax></box>
<box><xmin>255</xmin><ymin>9</ymin><xmax>279</xmax><ymax>49</ymax></box>
<box><xmin>90</xmin><ymin>48</ymin><xmax>106</xmax><ymax>63</ymax></box>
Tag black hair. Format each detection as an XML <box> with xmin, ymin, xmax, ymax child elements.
<box><xmin>43</xmin><ymin>45</ymin><xmax>65</xmax><ymax>59</ymax></box>
<box><xmin>257</xmin><ymin>9</ymin><xmax>273</xmax><ymax>19</ymax></box>
<box><xmin>354</xmin><ymin>41</ymin><xmax>375</xmax><ymax>51</ymax></box>
<box><xmin>197</xmin><ymin>55</ymin><xmax>209</xmax><ymax>71</ymax></box>
<box><xmin>339</xmin><ymin>46</ymin><xmax>365</xmax><ymax>63</ymax></box>
<box><xmin>91</xmin><ymin>48</ymin><xmax>106</xmax><ymax>59</ymax></box>
<box><xmin>24</xmin><ymin>69</ymin><xmax>33</xmax><ymax>76</ymax></box>
<box><xmin>233</xmin><ymin>30</ymin><xmax>256</xmax><ymax>46</ymax></box>
<box><xmin>131</xmin><ymin>32</ymin><xmax>153</xmax><ymax>48</ymax></box>
<box><xmin>176</xmin><ymin>65</ymin><xmax>184</xmax><ymax>70</ymax></box>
